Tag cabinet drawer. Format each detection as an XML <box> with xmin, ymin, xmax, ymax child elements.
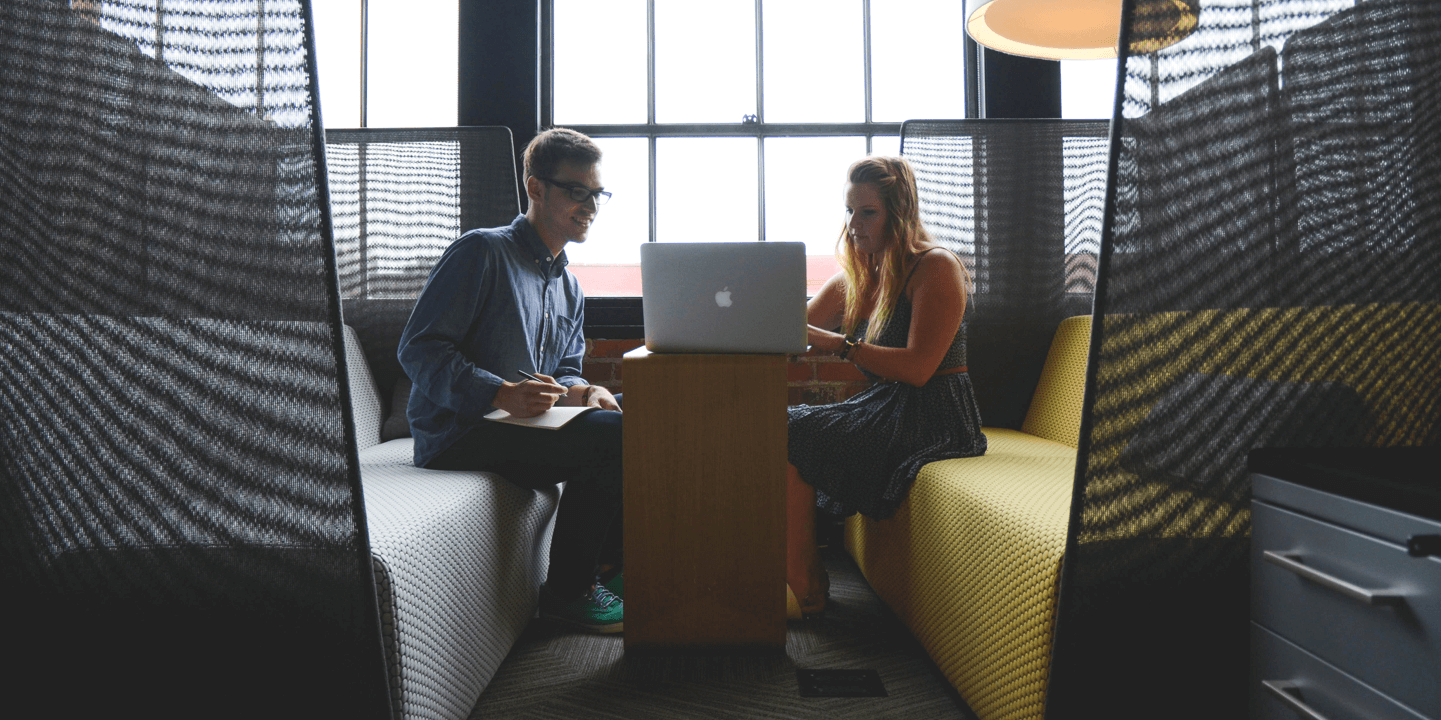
<box><xmin>1252</xmin><ymin>500</ymin><xmax>1441</xmax><ymax>716</ymax></box>
<box><xmin>1252</xmin><ymin>623</ymin><xmax>1427</xmax><ymax>720</ymax></box>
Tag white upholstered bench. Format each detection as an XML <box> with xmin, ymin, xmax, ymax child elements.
<box><xmin>343</xmin><ymin>325</ymin><xmax>557</xmax><ymax>720</ymax></box>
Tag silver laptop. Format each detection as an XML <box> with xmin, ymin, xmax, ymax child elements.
<box><xmin>641</xmin><ymin>242</ymin><xmax>808</xmax><ymax>354</ymax></box>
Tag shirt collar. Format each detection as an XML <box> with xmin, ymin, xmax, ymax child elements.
<box><xmin>512</xmin><ymin>215</ymin><xmax>570</xmax><ymax>278</ymax></box>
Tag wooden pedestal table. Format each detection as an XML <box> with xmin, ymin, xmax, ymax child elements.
<box><xmin>621</xmin><ymin>347</ymin><xmax>788</xmax><ymax>651</ymax></box>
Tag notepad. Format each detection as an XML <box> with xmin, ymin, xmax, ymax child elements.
<box><xmin>483</xmin><ymin>406</ymin><xmax>596</xmax><ymax>430</ymax></box>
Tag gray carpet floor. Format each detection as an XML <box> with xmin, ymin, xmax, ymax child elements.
<box><xmin>468</xmin><ymin>547</ymin><xmax>978</xmax><ymax>719</ymax></box>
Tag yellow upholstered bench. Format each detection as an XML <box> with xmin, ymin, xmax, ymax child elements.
<box><xmin>845</xmin><ymin>304</ymin><xmax>1440</xmax><ymax>720</ymax></box>
<box><xmin>845</xmin><ymin>315</ymin><xmax>1090</xmax><ymax>720</ymax></box>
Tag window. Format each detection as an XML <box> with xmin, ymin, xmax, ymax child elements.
<box><xmin>548</xmin><ymin>0</ymin><xmax>969</xmax><ymax>297</ymax></box>
<box><xmin>311</xmin><ymin>0</ymin><xmax>457</xmax><ymax>128</ymax></box>
<box><xmin>89</xmin><ymin>0</ymin><xmax>312</xmax><ymax>127</ymax></box>
<box><xmin>1061</xmin><ymin>59</ymin><xmax>1119</xmax><ymax>120</ymax></box>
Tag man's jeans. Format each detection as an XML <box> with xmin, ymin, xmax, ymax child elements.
<box><xmin>427</xmin><ymin>403</ymin><xmax>622</xmax><ymax>600</ymax></box>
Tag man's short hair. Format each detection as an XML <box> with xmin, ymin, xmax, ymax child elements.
<box><xmin>523</xmin><ymin>128</ymin><xmax>603</xmax><ymax>181</ymax></box>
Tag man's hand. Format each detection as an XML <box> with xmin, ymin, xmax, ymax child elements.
<box><xmin>583</xmin><ymin>385</ymin><xmax>621</xmax><ymax>413</ymax></box>
<box><xmin>492</xmin><ymin>373</ymin><xmax>566</xmax><ymax>418</ymax></box>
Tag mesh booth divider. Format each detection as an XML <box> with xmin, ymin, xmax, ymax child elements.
<box><xmin>900</xmin><ymin>120</ymin><xmax>1110</xmax><ymax>430</ymax></box>
<box><xmin>0</xmin><ymin>1</ymin><xmax>389</xmax><ymax>716</ymax></box>
<box><xmin>326</xmin><ymin>127</ymin><xmax>522</xmax><ymax>405</ymax></box>
<box><xmin>1048</xmin><ymin>0</ymin><xmax>1441</xmax><ymax>715</ymax></box>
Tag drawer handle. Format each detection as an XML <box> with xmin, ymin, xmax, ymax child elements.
<box><xmin>1262</xmin><ymin>551</ymin><xmax>1404</xmax><ymax>606</ymax></box>
<box><xmin>1262</xmin><ymin>680</ymin><xmax>1333</xmax><ymax>720</ymax></box>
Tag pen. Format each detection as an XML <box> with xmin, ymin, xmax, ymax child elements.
<box><xmin>517</xmin><ymin>370</ymin><xmax>547</xmax><ymax>384</ymax></box>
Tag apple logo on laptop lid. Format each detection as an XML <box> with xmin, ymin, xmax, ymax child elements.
<box><xmin>715</xmin><ymin>286</ymin><xmax>732</xmax><ymax>307</ymax></box>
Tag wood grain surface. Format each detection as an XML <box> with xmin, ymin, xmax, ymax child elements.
<box><xmin>622</xmin><ymin>347</ymin><xmax>788</xmax><ymax>650</ymax></box>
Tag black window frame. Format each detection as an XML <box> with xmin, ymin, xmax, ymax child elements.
<box><xmin>542</xmin><ymin>0</ymin><xmax>981</xmax><ymax>337</ymax></box>
<box><xmin>463</xmin><ymin>0</ymin><xmax>1061</xmax><ymax>337</ymax></box>
<box><xmin>543</xmin><ymin>0</ymin><xmax>910</xmax><ymax>247</ymax></box>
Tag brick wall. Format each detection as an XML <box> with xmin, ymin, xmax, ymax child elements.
<box><xmin>583</xmin><ymin>339</ymin><xmax>872</xmax><ymax>406</ymax></box>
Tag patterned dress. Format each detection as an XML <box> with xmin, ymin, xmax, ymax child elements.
<box><xmin>788</xmin><ymin>255</ymin><xmax>987</xmax><ymax>519</ymax></box>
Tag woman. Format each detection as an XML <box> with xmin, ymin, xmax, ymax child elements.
<box><xmin>787</xmin><ymin>155</ymin><xmax>987</xmax><ymax>617</ymax></box>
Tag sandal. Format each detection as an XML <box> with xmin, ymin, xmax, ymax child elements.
<box><xmin>786</xmin><ymin>580</ymin><xmax>828</xmax><ymax>619</ymax></box>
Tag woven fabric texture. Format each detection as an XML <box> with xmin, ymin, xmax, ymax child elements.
<box><xmin>843</xmin><ymin>122</ymin><xmax>1106</xmax><ymax>719</ymax></box>
<box><xmin>846</xmin><ymin>428</ymin><xmax>1075</xmax><ymax>720</ymax></box>
<box><xmin>345</xmin><ymin>319</ymin><xmax>557</xmax><ymax>719</ymax></box>
<box><xmin>362</xmin><ymin>465</ymin><xmax>559</xmax><ymax>720</ymax></box>
<box><xmin>900</xmin><ymin>120</ymin><xmax>1108</xmax><ymax>430</ymax></box>
<box><xmin>328</xmin><ymin>129</ymin><xmax>521</xmax><ymax>420</ymax></box>
<box><xmin>346</xmin><ymin>324</ymin><xmax>385</xmax><ymax>451</ymax></box>
<box><xmin>1051</xmin><ymin>0</ymin><xmax>1441</xmax><ymax>715</ymax></box>
<box><xmin>1019</xmin><ymin>316</ymin><xmax>1091</xmax><ymax>449</ymax></box>
<box><xmin>327</xmin><ymin>128</ymin><xmax>520</xmax><ymax>300</ymax></box>
<box><xmin>0</xmin><ymin>1</ymin><xmax>390</xmax><ymax>715</ymax></box>
<box><xmin>360</xmin><ymin>437</ymin><xmax>419</xmax><ymax>467</ymax></box>
<box><xmin>345</xmin><ymin>313</ymin><xmax>559</xmax><ymax>719</ymax></box>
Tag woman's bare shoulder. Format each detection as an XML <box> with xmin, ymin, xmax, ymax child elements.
<box><xmin>911</xmin><ymin>246</ymin><xmax>965</xmax><ymax>285</ymax></box>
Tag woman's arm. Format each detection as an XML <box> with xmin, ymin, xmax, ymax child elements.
<box><xmin>804</xmin><ymin>272</ymin><xmax>849</xmax><ymax>354</ymax></box>
<box><xmin>807</xmin><ymin>271</ymin><xmax>847</xmax><ymax>331</ymax></box>
<box><xmin>818</xmin><ymin>251</ymin><xmax>967</xmax><ymax>387</ymax></box>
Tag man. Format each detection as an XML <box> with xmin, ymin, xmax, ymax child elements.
<box><xmin>398</xmin><ymin>128</ymin><xmax>624</xmax><ymax>633</ymax></box>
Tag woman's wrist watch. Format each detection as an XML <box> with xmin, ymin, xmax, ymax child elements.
<box><xmin>838</xmin><ymin>334</ymin><xmax>860</xmax><ymax>361</ymax></box>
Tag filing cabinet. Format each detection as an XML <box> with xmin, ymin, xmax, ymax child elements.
<box><xmin>1250</xmin><ymin>448</ymin><xmax>1441</xmax><ymax>720</ymax></box>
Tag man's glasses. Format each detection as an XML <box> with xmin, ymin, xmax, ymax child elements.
<box><xmin>538</xmin><ymin>177</ymin><xmax>612</xmax><ymax>205</ymax></box>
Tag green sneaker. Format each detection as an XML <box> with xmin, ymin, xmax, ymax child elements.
<box><xmin>540</xmin><ymin>582</ymin><xmax>623</xmax><ymax>634</ymax></box>
<box><xmin>600</xmin><ymin>570</ymin><xmax>623</xmax><ymax>600</ymax></box>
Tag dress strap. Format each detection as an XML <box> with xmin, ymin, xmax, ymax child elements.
<box><xmin>901</xmin><ymin>247</ymin><xmax>944</xmax><ymax>293</ymax></box>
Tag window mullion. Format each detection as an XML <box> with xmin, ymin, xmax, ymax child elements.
<box><xmin>156</xmin><ymin>0</ymin><xmax>165</xmax><ymax>63</ymax></box>
<box><xmin>359</xmin><ymin>0</ymin><xmax>368</xmax><ymax>127</ymax></box>
<box><xmin>862</xmin><ymin>0</ymin><xmax>872</xmax><ymax>153</ymax></box>
<box><xmin>540</xmin><ymin>0</ymin><xmax>554</xmax><ymax>127</ymax></box>
<box><xmin>648</xmin><ymin>0</ymin><xmax>659</xmax><ymax>243</ymax></box>
<box><xmin>647</xmin><ymin>0</ymin><xmax>657</xmax><ymax>126</ymax></box>
<box><xmin>755</xmin><ymin>0</ymin><xmax>765</xmax><ymax>241</ymax></box>
<box><xmin>648</xmin><ymin>0</ymin><xmax>657</xmax><ymax>243</ymax></box>
<box><xmin>649</xmin><ymin>135</ymin><xmax>657</xmax><ymax>244</ymax></box>
<box><xmin>757</xmin><ymin>138</ymin><xmax>766</xmax><ymax>241</ymax></box>
<box><xmin>257</xmin><ymin>0</ymin><xmax>266</xmax><ymax>116</ymax></box>
<box><xmin>569</xmin><ymin>123</ymin><xmax>901</xmax><ymax>137</ymax></box>
<box><xmin>862</xmin><ymin>0</ymin><xmax>872</xmax><ymax>125</ymax></box>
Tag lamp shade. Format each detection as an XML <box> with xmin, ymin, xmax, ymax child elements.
<box><xmin>965</xmin><ymin>0</ymin><xmax>1200</xmax><ymax>60</ymax></box>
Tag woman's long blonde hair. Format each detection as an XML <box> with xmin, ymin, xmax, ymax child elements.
<box><xmin>838</xmin><ymin>156</ymin><xmax>958</xmax><ymax>342</ymax></box>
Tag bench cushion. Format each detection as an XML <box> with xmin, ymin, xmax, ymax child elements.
<box><xmin>846</xmin><ymin>430</ymin><xmax>1075</xmax><ymax>720</ymax></box>
<box><xmin>358</xmin><ymin>437</ymin><xmax>416</xmax><ymax>467</ymax></box>
<box><xmin>362</xmin><ymin>465</ymin><xmax>558</xmax><ymax>720</ymax></box>
<box><xmin>1020</xmin><ymin>315</ymin><xmax>1091</xmax><ymax>449</ymax></box>
<box><xmin>344</xmin><ymin>324</ymin><xmax>384</xmax><ymax>451</ymax></box>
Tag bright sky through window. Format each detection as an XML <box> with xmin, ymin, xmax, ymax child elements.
<box><xmin>655</xmin><ymin>0</ymin><xmax>757</xmax><ymax>123</ymax></box>
<box><xmin>311</xmin><ymin>0</ymin><xmax>360</xmax><ymax>128</ymax></box>
<box><xmin>564</xmin><ymin>138</ymin><xmax>649</xmax><ymax>267</ymax></box>
<box><xmin>314</xmin><ymin>1</ymin><xmax>986</xmax><ymax>296</ymax></box>
<box><xmin>554</xmin><ymin>0</ymin><xmax>646</xmax><ymax>125</ymax></box>
<box><xmin>312</xmin><ymin>0</ymin><xmax>456</xmax><ymax>128</ymax></box>
<box><xmin>763</xmin><ymin>0</ymin><xmax>864</xmax><ymax>123</ymax></box>
<box><xmin>1062</xmin><ymin>59</ymin><xmax>1120</xmax><ymax>119</ymax></box>
<box><xmin>367</xmin><ymin>0</ymin><xmax>457</xmax><ymax>127</ymax></box>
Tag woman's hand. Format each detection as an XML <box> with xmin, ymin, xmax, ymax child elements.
<box><xmin>840</xmin><ymin>249</ymin><xmax>967</xmax><ymax>387</ymax></box>
<box><xmin>806</xmin><ymin>325</ymin><xmax>846</xmax><ymax>356</ymax></box>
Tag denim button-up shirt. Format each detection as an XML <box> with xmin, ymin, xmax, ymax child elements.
<box><xmin>398</xmin><ymin>215</ymin><xmax>586</xmax><ymax>467</ymax></box>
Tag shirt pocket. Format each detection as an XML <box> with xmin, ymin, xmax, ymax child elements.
<box><xmin>548</xmin><ymin>314</ymin><xmax>577</xmax><ymax>362</ymax></box>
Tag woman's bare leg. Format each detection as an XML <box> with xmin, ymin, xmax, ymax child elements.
<box><xmin>786</xmin><ymin>463</ymin><xmax>826</xmax><ymax>611</ymax></box>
